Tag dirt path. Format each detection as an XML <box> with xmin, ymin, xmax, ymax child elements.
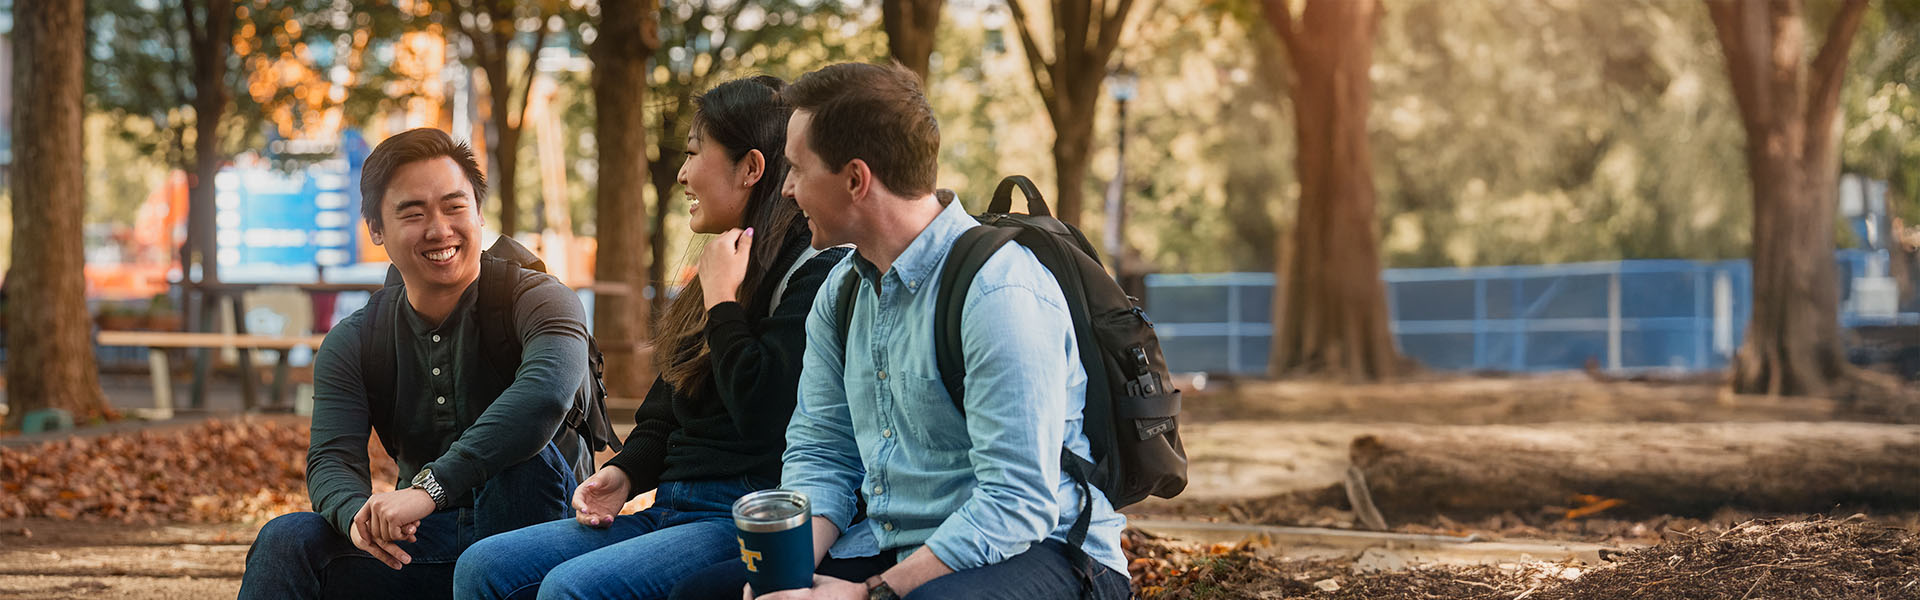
<box><xmin>0</xmin><ymin>520</ymin><xmax>256</xmax><ymax>599</ymax></box>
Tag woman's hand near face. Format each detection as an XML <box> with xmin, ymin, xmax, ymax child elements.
<box><xmin>698</xmin><ymin>227</ymin><xmax>754</xmax><ymax>309</ymax></box>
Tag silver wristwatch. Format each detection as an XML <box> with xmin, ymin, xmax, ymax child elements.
<box><xmin>411</xmin><ymin>468</ymin><xmax>448</xmax><ymax>509</ymax></box>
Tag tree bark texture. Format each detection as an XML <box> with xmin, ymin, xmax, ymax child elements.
<box><xmin>1262</xmin><ymin>0</ymin><xmax>1401</xmax><ymax>380</ymax></box>
<box><xmin>1705</xmin><ymin>0</ymin><xmax>1868</xmax><ymax>398</ymax></box>
<box><xmin>448</xmin><ymin>1</ymin><xmax>549</xmax><ymax>238</ymax></box>
<box><xmin>480</xmin><ymin>48</ymin><xmax>524</xmax><ymax>238</ymax></box>
<box><xmin>647</xmin><ymin>98</ymin><xmax>690</xmax><ymax>321</ymax></box>
<box><xmin>7</xmin><ymin>0</ymin><xmax>109</xmax><ymax>427</ymax></box>
<box><xmin>185</xmin><ymin>0</ymin><xmax>233</xmax><ymax>288</ymax></box>
<box><xmin>1007</xmin><ymin>0</ymin><xmax>1138</xmax><ymax>226</ymax></box>
<box><xmin>1348</xmin><ymin>424</ymin><xmax>1920</xmax><ymax>520</ymax></box>
<box><xmin>590</xmin><ymin>0</ymin><xmax>662</xmax><ymax>397</ymax></box>
<box><xmin>882</xmin><ymin>0</ymin><xmax>944</xmax><ymax>83</ymax></box>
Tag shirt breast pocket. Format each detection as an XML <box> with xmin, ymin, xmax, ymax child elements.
<box><xmin>893</xmin><ymin>372</ymin><xmax>972</xmax><ymax>452</ymax></box>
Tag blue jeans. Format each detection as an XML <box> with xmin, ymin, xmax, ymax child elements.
<box><xmin>669</xmin><ymin>540</ymin><xmax>1134</xmax><ymax>600</ymax></box>
<box><xmin>239</xmin><ymin>442</ymin><xmax>578</xmax><ymax>600</ymax></box>
<box><xmin>454</xmin><ymin>476</ymin><xmax>771</xmax><ymax>600</ymax></box>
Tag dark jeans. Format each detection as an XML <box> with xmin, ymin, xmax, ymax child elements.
<box><xmin>453</xmin><ymin>476</ymin><xmax>772</xmax><ymax>600</ymax></box>
<box><xmin>238</xmin><ymin>442</ymin><xmax>577</xmax><ymax>600</ymax></box>
<box><xmin>668</xmin><ymin>540</ymin><xmax>1134</xmax><ymax>600</ymax></box>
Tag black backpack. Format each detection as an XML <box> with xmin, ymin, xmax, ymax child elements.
<box><xmin>361</xmin><ymin>236</ymin><xmax>623</xmax><ymax>462</ymax></box>
<box><xmin>834</xmin><ymin>175</ymin><xmax>1188</xmax><ymax>537</ymax></box>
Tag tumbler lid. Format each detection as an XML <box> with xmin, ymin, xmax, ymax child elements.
<box><xmin>733</xmin><ymin>489</ymin><xmax>811</xmax><ymax>532</ymax></box>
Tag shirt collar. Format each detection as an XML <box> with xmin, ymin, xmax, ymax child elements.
<box><xmin>400</xmin><ymin>279</ymin><xmax>481</xmax><ymax>334</ymax></box>
<box><xmin>852</xmin><ymin>199</ymin><xmax>976</xmax><ymax>292</ymax></box>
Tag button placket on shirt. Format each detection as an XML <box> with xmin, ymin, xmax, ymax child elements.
<box><xmin>428</xmin><ymin>329</ymin><xmax>455</xmax><ymax>419</ymax></box>
<box><xmin>869</xmin><ymin>274</ymin><xmax>904</xmax><ymax>545</ymax></box>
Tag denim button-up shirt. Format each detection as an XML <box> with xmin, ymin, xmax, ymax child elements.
<box><xmin>782</xmin><ymin>200</ymin><xmax>1127</xmax><ymax>575</ymax></box>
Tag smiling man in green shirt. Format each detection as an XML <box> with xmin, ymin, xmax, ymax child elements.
<box><xmin>239</xmin><ymin>128</ymin><xmax>589</xmax><ymax>600</ymax></box>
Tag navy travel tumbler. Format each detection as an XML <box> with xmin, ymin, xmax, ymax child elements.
<box><xmin>733</xmin><ymin>489</ymin><xmax>814</xmax><ymax>596</ymax></box>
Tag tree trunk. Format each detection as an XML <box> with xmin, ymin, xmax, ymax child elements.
<box><xmin>882</xmin><ymin>0</ymin><xmax>944</xmax><ymax>83</ymax></box>
<box><xmin>7</xmin><ymin>0</ymin><xmax>108</xmax><ymax>428</ymax></box>
<box><xmin>455</xmin><ymin>7</ymin><xmax>548</xmax><ymax>240</ymax></box>
<box><xmin>1263</xmin><ymin>0</ymin><xmax>1400</xmax><ymax>380</ymax></box>
<box><xmin>648</xmin><ymin>168</ymin><xmax>673</xmax><ymax>321</ymax></box>
<box><xmin>1050</xmin><ymin>104</ymin><xmax>1095</xmax><ymax>229</ymax></box>
<box><xmin>647</xmin><ymin>99</ymin><xmax>690</xmax><ymax>321</ymax></box>
<box><xmin>590</xmin><ymin>0</ymin><xmax>662</xmax><ymax>398</ymax></box>
<box><xmin>485</xmin><ymin>60</ymin><xmax>524</xmax><ymax>238</ymax></box>
<box><xmin>177</xmin><ymin>0</ymin><xmax>233</xmax><ymax>410</ymax></box>
<box><xmin>1706</xmin><ymin>0</ymin><xmax>1868</xmax><ymax>397</ymax></box>
<box><xmin>185</xmin><ymin>0</ymin><xmax>233</xmax><ymax>290</ymax></box>
<box><xmin>1347</xmin><ymin>424</ymin><xmax>1920</xmax><ymax>520</ymax></box>
<box><xmin>1006</xmin><ymin>0</ymin><xmax>1139</xmax><ymax>228</ymax></box>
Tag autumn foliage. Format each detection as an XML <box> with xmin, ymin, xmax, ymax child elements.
<box><xmin>0</xmin><ymin>419</ymin><xmax>393</xmax><ymax>524</ymax></box>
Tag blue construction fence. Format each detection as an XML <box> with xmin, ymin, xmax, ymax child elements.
<box><xmin>1145</xmin><ymin>250</ymin><xmax>1918</xmax><ymax>376</ymax></box>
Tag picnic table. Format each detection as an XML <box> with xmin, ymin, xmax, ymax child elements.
<box><xmin>96</xmin><ymin>331</ymin><xmax>327</xmax><ymax>419</ymax></box>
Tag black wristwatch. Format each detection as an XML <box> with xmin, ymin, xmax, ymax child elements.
<box><xmin>865</xmin><ymin>575</ymin><xmax>899</xmax><ymax>600</ymax></box>
<box><xmin>411</xmin><ymin>467</ymin><xmax>448</xmax><ymax>509</ymax></box>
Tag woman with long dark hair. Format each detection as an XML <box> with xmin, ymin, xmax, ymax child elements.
<box><xmin>454</xmin><ymin>76</ymin><xmax>849</xmax><ymax>600</ymax></box>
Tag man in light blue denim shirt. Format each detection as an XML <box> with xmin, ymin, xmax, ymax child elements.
<box><xmin>667</xmin><ymin>63</ymin><xmax>1131</xmax><ymax>600</ymax></box>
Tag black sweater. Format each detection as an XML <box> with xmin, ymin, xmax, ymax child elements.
<box><xmin>605</xmin><ymin>233</ymin><xmax>849</xmax><ymax>495</ymax></box>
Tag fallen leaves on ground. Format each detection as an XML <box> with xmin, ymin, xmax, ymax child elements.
<box><xmin>1534</xmin><ymin>515</ymin><xmax>1920</xmax><ymax>600</ymax></box>
<box><xmin>0</xmin><ymin>419</ymin><xmax>395</xmax><ymax>524</ymax></box>
<box><xmin>1139</xmin><ymin>488</ymin><xmax>1920</xmax><ymax>547</ymax></box>
<box><xmin>1125</xmin><ymin>516</ymin><xmax>1920</xmax><ymax>599</ymax></box>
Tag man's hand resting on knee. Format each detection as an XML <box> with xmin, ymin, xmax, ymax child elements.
<box><xmin>351</xmin><ymin>489</ymin><xmax>433</xmax><ymax>569</ymax></box>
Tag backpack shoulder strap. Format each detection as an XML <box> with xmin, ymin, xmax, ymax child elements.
<box><xmin>833</xmin><ymin>268</ymin><xmax>860</xmax><ymax>357</ymax></box>
<box><xmin>361</xmin><ymin>285</ymin><xmax>402</xmax><ymax>426</ymax></box>
<box><xmin>932</xmin><ymin>225</ymin><xmax>1021</xmax><ymax>414</ymax></box>
<box><xmin>475</xmin><ymin>255</ymin><xmax>525</xmax><ymax>379</ymax></box>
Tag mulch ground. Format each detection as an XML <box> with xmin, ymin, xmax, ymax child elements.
<box><xmin>1125</xmin><ymin>516</ymin><xmax>1920</xmax><ymax>599</ymax></box>
<box><xmin>1140</xmin><ymin>487</ymin><xmax>1920</xmax><ymax>547</ymax></box>
<box><xmin>0</xmin><ymin>418</ymin><xmax>391</xmax><ymax>524</ymax></box>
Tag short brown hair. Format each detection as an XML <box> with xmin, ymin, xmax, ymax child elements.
<box><xmin>359</xmin><ymin>128</ymin><xmax>488</xmax><ymax>230</ymax></box>
<box><xmin>779</xmin><ymin>63</ymin><xmax>939</xmax><ymax>197</ymax></box>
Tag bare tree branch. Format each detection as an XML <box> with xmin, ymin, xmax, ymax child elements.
<box><xmin>1091</xmin><ymin>0</ymin><xmax>1137</xmax><ymax>63</ymax></box>
<box><xmin>1261</xmin><ymin>0</ymin><xmax>1299</xmax><ymax>57</ymax></box>
<box><xmin>1805</xmin><ymin>0</ymin><xmax>1868</xmax><ymax>143</ymax></box>
<box><xmin>179</xmin><ymin>0</ymin><xmax>206</xmax><ymax>55</ymax></box>
<box><xmin>512</xmin><ymin>10</ymin><xmax>551</xmax><ymax>131</ymax></box>
<box><xmin>1007</xmin><ymin>0</ymin><xmax>1057</xmax><ymax>111</ymax></box>
<box><xmin>1063</xmin><ymin>0</ymin><xmax>1087</xmax><ymax>72</ymax></box>
<box><xmin>1704</xmin><ymin>0</ymin><xmax>1767</xmax><ymax>135</ymax></box>
<box><xmin>165</xmin><ymin>1</ymin><xmax>197</xmax><ymax>117</ymax></box>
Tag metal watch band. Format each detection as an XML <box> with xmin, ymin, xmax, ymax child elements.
<box><xmin>866</xmin><ymin>576</ymin><xmax>900</xmax><ymax>600</ymax></box>
<box><xmin>415</xmin><ymin>469</ymin><xmax>448</xmax><ymax>509</ymax></box>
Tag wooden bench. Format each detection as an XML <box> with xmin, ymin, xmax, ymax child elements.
<box><xmin>96</xmin><ymin>331</ymin><xmax>328</xmax><ymax>419</ymax></box>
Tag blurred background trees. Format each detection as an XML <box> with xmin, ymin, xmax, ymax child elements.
<box><xmin>4</xmin><ymin>0</ymin><xmax>1914</xmax><ymax>409</ymax></box>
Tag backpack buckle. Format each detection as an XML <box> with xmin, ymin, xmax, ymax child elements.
<box><xmin>1128</xmin><ymin>371</ymin><xmax>1159</xmax><ymax>397</ymax></box>
<box><xmin>1129</xmin><ymin>346</ymin><xmax>1151</xmax><ymax>375</ymax></box>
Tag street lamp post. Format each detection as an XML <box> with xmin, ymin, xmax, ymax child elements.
<box><xmin>1103</xmin><ymin>64</ymin><xmax>1138</xmax><ymax>278</ymax></box>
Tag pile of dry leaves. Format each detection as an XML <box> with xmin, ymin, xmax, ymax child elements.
<box><xmin>1125</xmin><ymin>516</ymin><xmax>1920</xmax><ymax>599</ymax></box>
<box><xmin>1536</xmin><ymin>516</ymin><xmax>1920</xmax><ymax>599</ymax></box>
<box><xmin>0</xmin><ymin>418</ymin><xmax>393</xmax><ymax>524</ymax></box>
